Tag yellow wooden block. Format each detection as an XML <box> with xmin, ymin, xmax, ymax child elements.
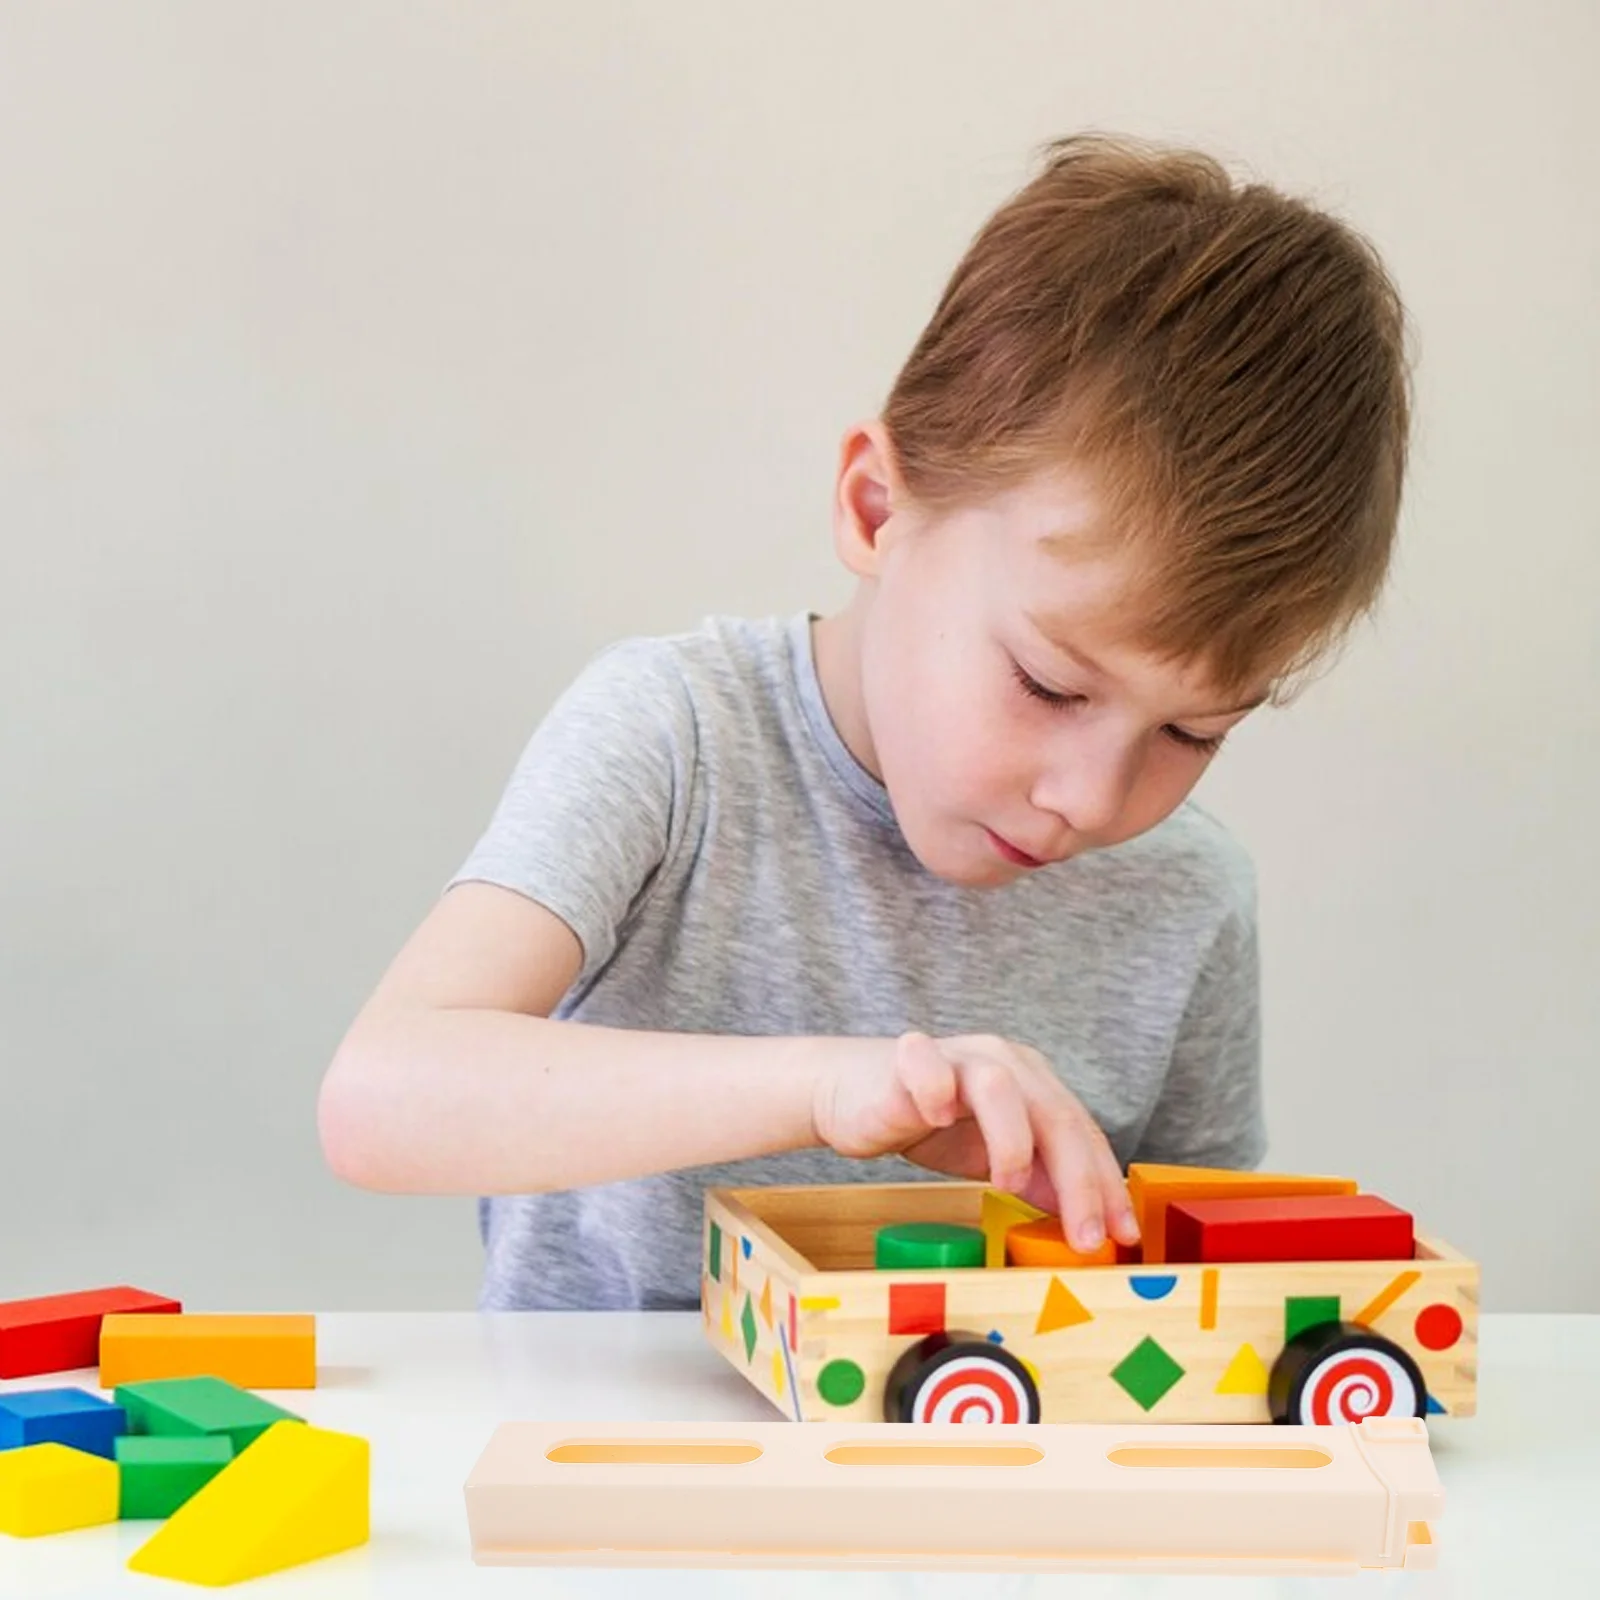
<box><xmin>0</xmin><ymin>1441</ymin><xmax>119</xmax><ymax>1537</ymax></box>
<box><xmin>99</xmin><ymin>1313</ymin><xmax>316</xmax><ymax>1389</ymax></box>
<box><xmin>981</xmin><ymin>1189</ymin><xmax>1047</xmax><ymax>1269</ymax></box>
<box><xmin>1127</xmin><ymin>1165</ymin><xmax>1359</xmax><ymax>1264</ymax></box>
<box><xmin>127</xmin><ymin>1420</ymin><xmax>368</xmax><ymax>1585</ymax></box>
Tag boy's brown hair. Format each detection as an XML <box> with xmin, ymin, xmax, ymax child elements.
<box><xmin>882</xmin><ymin>131</ymin><xmax>1414</xmax><ymax>702</ymax></box>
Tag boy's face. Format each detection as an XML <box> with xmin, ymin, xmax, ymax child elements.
<box><xmin>834</xmin><ymin>432</ymin><xmax>1266</xmax><ymax>888</ymax></box>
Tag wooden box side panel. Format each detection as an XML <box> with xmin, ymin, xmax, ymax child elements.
<box><xmin>790</xmin><ymin>1253</ymin><xmax>1480</xmax><ymax>1425</ymax></box>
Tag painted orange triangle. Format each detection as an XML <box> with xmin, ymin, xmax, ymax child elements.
<box><xmin>759</xmin><ymin>1278</ymin><xmax>773</xmax><ymax>1329</ymax></box>
<box><xmin>1036</xmin><ymin>1276</ymin><xmax>1094</xmax><ymax>1335</ymax></box>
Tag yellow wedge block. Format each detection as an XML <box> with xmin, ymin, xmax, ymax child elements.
<box><xmin>100</xmin><ymin>1313</ymin><xmax>316</xmax><ymax>1389</ymax></box>
<box><xmin>1127</xmin><ymin>1165</ymin><xmax>1359</xmax><ymax>1264</ymax></box>
<box><xmin>0</xmin><ymin>1442</ymin><xmax>118</xmax><ymax>1537</ymax></box>
<box><xmin>127</xmin><ymin>1421</ymin><xmax>368</xmax><ymax>1585</ymax></box>
<box><xmin>981</xmin><ymin>1188</ymin><xmax>1047</xmax><ymax>1269</ymax></box>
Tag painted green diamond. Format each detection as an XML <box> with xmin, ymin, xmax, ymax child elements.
<box><xmin>740</xmin><ymin>1293</ymin><xmax>759</xmax><ymax>1362</ymax></box>
<box><xmin>1111</xmin><ymin>1336</ymin><xmax>1185</xmax><ymax>1411</ymax></box>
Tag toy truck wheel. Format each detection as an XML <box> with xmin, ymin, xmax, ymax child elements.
<box><xmin>1268</xmin><ymin>1320</ymin><xmax>1428</xmax><ymax>1424</ymax></box>
<box><xmin>883</xmin><ymin>1331</ymin><xmax>1042</xmax><ymax>1424</ymax></box>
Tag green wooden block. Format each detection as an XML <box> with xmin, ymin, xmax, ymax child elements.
<box><xmin>1285</xmin><ymin>1295</ymin><xmax>1342</xmax><ymax>1345</ymax></box>
<box><xmin>114</xmin><ymin>1376</ymin><xmax>301</xmax><ymax>1456</ymax></box>
<box><xmin>115</xmin><ymin>1434</ymin><xmax>233</xmax><ymax>1519</ymax></box>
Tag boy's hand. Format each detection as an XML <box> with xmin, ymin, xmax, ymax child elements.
<box><xmin>812</xmin><ymin>1031</ymin><xmax>1140</xmax><ymax>1255</ymax></box>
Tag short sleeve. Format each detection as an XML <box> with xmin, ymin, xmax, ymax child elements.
<box><xmin>1132</xmin><ymin>881</ymin><xmax>1268</xmax><ymax>1171</ymax></box>
<box><xmin>447</xmin><ymin>638</ymin><xmax>698</xmax><ymax>986</ymax></box>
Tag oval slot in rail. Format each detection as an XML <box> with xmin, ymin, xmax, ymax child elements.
<box><xmin>824</xmin><ymin>1444</ymin><xmax>1044</xmax><ymax>1467</ymax></box>
<box><xmin>546</xmin><ymin>1441</ymin><xmax>764</xmax><ymax>1465</ymax></box>
<box><xmin>1107</xmin><ymin>1446</ymin><xmax>1333</xmax><ymax>1470</ymax></box>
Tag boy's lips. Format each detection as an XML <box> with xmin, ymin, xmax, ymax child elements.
<box><xmin>985</xmin><ymin>829</ymin><xmax>1048</xmax><ymax>869</ymax></box>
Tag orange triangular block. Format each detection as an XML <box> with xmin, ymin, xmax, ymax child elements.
<box><xmin>1216</xmin><ymin>1343</ymin><xmax>1270</xmax><ymax>1395</ymax></box>
<box><xmin>127</xmin><ymin>1421</ymin><xmax>367</xmax><ymax>1585</ymax></box>
<box><xmin>1036</xmin><ymin>1276</ymin><xmax>1094</xmax><ymax>1335</ymax></box>
<box><xmin>1127</xmin><ymin>1164</ymin><xmax>1358</xmax><ymax>1263</ymax></box>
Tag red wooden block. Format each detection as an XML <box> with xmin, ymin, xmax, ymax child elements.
<box><xmin>0</xmin><ymin>1287</ymin><xmax>182</xmax><ymax>1379</ymax></box>
<box><xmin>1164</xmin><ymin>1194</ymin><xmax>1414</xmax><ymax>1265</ymax></box>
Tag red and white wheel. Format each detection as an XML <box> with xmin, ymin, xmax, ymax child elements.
<box><xmin>883</xmin><ymin>1332</ymin><xmax>1042</xmax><ymax>1423</ymax></box>
<box><xmin>1269</xmin><ymin>1321</ymin><xmax>1427</xmax><ymax>1424</ymax></box>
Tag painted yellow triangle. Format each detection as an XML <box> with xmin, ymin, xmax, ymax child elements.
<box><xmin>983</xmin><ymin>1188</ymin><xmax>1048</xmax><ymax>1268</ymax></box>
<box><xmin>759</xmin><ymin>1277</ymin><xmax>773</xmax><ymax>1329</ymax></box>
<box><xmin>127</xmin><ymin>1422</ymin><xmax>367</xmax><ymax>1585</ymax></box>
<box><xmin>1216</xmin><ymin>1343</ymin><xmax>1270</xmax><ymax>1395</ymax></box>
<box><xmin>1036</xmin><ymin>1276</ymin><xmax>1094</xmax><ymax>1335</ymax></box>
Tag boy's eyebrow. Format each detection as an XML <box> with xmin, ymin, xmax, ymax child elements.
<box><xmin>1023</xmin><ymin>610</ymin><xmax>1269</xmax><ymax>718</ymax></box>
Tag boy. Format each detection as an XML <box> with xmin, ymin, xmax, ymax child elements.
<box><xmin>319</xmin><ymin>132</ymin><xmax>1411</xmax><ymax>1312</ymax></box>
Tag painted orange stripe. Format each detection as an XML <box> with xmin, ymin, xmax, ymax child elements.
<box><xmin>1200</xmin><ymin>1268</ymin><xmax>1219</xmax><ymax>1330</ymax></box>
<box><xmin>1354</xmin><ymin>1269</ymin><xmax>1422</xmax><ymax>1327</ymax></box>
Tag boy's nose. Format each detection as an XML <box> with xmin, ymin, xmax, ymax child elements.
<box><xmin>1031</xmin><ymin>744</ymin><xmax>1139</xmax><ymax>839</ymax></box>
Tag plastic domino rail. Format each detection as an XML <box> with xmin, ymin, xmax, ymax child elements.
<box><xmin>464</xmin><ymin>1416</ymin><xmax>1442</xmax><ymax>1574</ymax></box>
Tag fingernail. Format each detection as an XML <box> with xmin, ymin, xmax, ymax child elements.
<box><xmin>1120</xmin><ymin>1208</ymin><xmax>1141</xmax><ymax>1239</ymax></box>
<box><xmin>1073</xmin><ymin>1219</ymin><xmax>1105</xmax><ymax>1252</ymax></box>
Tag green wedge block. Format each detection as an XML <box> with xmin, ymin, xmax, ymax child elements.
<box><xmin>115</xmin><ymin>1434</ymin><xmax>234</xmax><ymax>1519</ymax></box>
<box><xmin>114</xmin><ymin>1376</ymin><xmax>302</xmax><ymax>1456</ymax></box>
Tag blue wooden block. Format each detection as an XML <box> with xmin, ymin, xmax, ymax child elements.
<box><xmin>0</xmin><ymin>1387</ymin><xmax>127</xmax><ymax>1458</ymax></box>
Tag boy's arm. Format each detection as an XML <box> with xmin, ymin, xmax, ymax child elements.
<box><xmin>318</xmin><ymin>880</ymin><xmax>878</xmax><ymax>1193</ymax></box>
<box><xmin>1132</xmin><ymin>893</ymin><xmax>1268</xmax><ymax>1170</ymax></box>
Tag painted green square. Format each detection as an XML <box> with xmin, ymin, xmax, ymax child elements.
<box><xmin>115</xmin><ymin>1434</ymin><xmax>233</xmax><ymax>1519</ymax></box>
<box><xmin>1111</xmin><ymin>1336</ymin><xmax>1185</xmax><ymax>1411</ymax></box>
<box><xmin>740</xmin><ymin>1294</ymin><xmax>759</xmax><ymax>1362</ymax></box>
<box><xmin>1286</xmin><ymin>1295</ymin><xmax>1341</xmax><ymax>1344</ymax></box>
<box><xmin>115</xmin><ymin>1377</ymin><xmax>300</xmax><ymax>1456</ymax></box>
<box><xmin>709</xmin><ymin>1220</ymin><xmax>723</xmax><ymax>1281</ymax></box>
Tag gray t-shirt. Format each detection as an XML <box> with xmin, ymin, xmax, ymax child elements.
<box><xmin>449</xmin><ymin>611</ymin><xmax>1267</xmax><ymax>1310</ymax></box>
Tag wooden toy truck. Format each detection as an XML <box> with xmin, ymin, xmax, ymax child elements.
<box><xmin>701</xmin><ymin>1176</ymin><xmax>1478</xmax><ymax>1427</ymax></box>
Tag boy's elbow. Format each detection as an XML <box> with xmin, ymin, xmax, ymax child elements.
<box><xmin>317</xmin><ymin>1041</ymin><xmax>396</xmax><ymax>1192</ymax></box>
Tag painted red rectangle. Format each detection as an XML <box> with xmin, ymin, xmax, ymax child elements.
<box><xmin>1164</xmin><ymin>1194</ymin><xmax>1414</xmax><ymax>1265</ymax></box>
<box><xmin>0</xmin><ymin>1286</ymin><xmax>182</xmax><ymax>1378</ymax></box>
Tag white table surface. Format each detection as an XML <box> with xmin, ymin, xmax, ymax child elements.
<box><xmin>2</xmin><ymin>1312</ymin><xmax>1596</xmax><ymax>1596</ymax></box>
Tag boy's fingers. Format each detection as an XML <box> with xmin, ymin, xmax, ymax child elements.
<box><xmin>955</xmin><ymin>1056</ymin><xmax>1035</xmax><ymax>1193</ymax></box>
<box><xmin>1033</xmin><ymin>1105</ymin><xmax>1119</xmax><ymax>1253</ymax></box>
<box><xmin>896</xmin><ymin>1032</ymin><xmax>958</xmax><ymax>1126</ymax></box>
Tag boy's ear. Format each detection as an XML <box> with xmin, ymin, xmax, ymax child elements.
<box><xmin>832</xmin><ymin>420</ymin><xmax>902</xmax><ymax>579</ymax></box>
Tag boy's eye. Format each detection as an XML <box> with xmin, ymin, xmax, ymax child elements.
<box><xmin>1163</xmin><ymin>724</ymin><xmax>1227</xmax><ymax>755</ymax></box>
<box><xmin>1011</xmin><ymin>661</ymin><xmax>1079</xmax><ymax>708</ymax></box>
<box><xmin>1013</xmin><ymin>660</ymin><xmax>1226</xmax><ymax>756</ymax></box>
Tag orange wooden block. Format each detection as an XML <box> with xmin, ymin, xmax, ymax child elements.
<box><xmin>99</xmin><ymin>1315</ymin><xmax>316</xmax><ymax>1390</ymax></box>
<box><xmin>1127</xmin><ymin>1165</ymin><xmax>1358</xmax><ymax>1265</ymax></box>
<box><xmin>1004</xmin><ymin>1217</ymin><xmax>1118</xmax><ymax>1268</ymax></box>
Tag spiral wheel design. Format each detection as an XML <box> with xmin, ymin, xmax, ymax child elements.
<box><xmin>1268</xmin><ymin>1320</ymin><xmax>1427</xmax><ymax>1425</ymax></box>
<box><xmin>883</xmin><ymin>1331</ymin><xmax>1042</xmax><ymax>1424</ymax></box>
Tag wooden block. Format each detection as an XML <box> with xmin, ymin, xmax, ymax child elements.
<box><xmin>980</xmin><ymin>1189</ymin><xmax>1047</xmax><ymax>1269</ymax></box>
<box><xmin>115</xmin><ymin>1435</ymin><xmax>234</xmax><ymax>1519</ymax></box>
<box><xmin>127</xmin><ymin>1421</ymin><xmax>369</xmax><ymax>1584</ymax></box>
<box><xmin>1166</xmin><ymin>1195</ymin><xmax>1415</xmax><ymax>1264</ymax></box>
<box><xmin>463</xmin><ymin>1417</ymin><xmax>1443</xmax><ymax>1572</ymax></box>
<box><xmin>99</xmin><ymin>1313</ymin><xmax>316</xmax><ymax>1389</ymax></box>
<box><xmin>0</xmin><ymin>1287</ymin><xmax>180</xmax><ymax>1379</ymax></box>
<box><xmin>0</xmin><ymin>1442</ymin><xmax>119</xmax><ymax>1537</ymax></box>
<box><xmin>1003</xmin><ymin>1216</ymin><xmax>1118</xmax><ymax>1268</ymax></box>
<box><xmin>0</xmin><ymin>1387</ymin><xmax>126</xmax><ymax>1459</ymax></box>
<box><xmin>1127</xmin><ymin>1165</ymin><xmax>1359</xmax><ymax>1264</ymax></box>
<box><xmin>115</xmin><ymin>1376</ymin><xmax>302</xmax><ymax>1455</ymax></box>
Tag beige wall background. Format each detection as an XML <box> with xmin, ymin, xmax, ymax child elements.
<box><xmin>3</xmin><ymin>1</ymin><xmax>1595</xmax><ymax>1313</ymax></box>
